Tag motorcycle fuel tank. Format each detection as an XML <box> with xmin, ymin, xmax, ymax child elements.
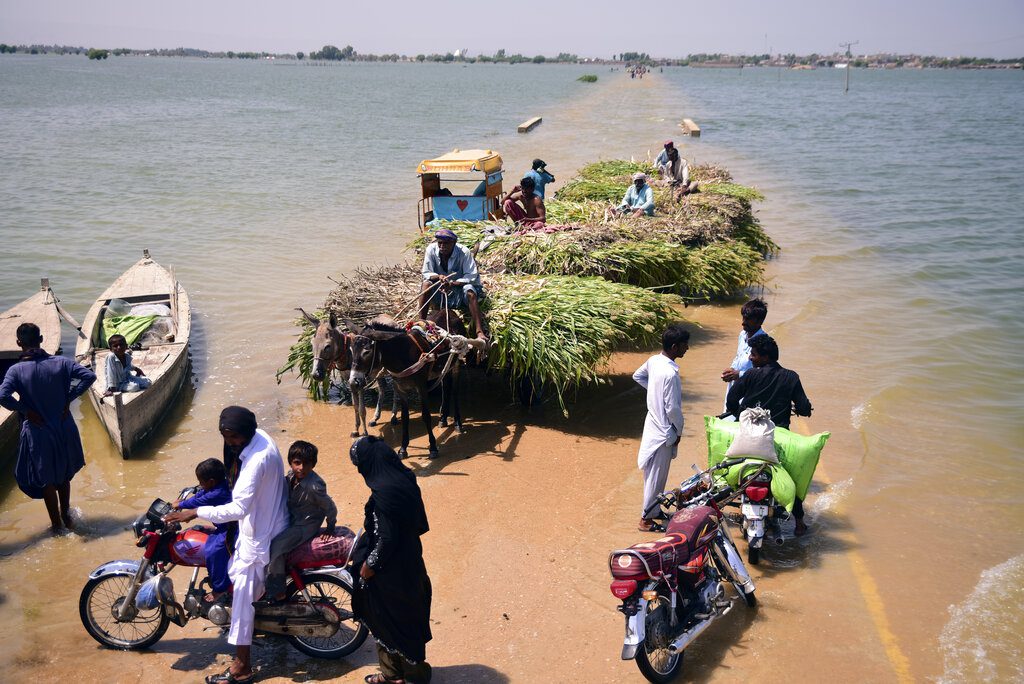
<box><xmin>170</xmin><ymin>528</ymin><xmax>209</xmax><ymax>566</ymax></box>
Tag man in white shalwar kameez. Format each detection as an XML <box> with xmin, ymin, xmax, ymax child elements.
<box><xmin>632</xmin><ymin>325</ymin><xmax>690</xmax><ymax>532</ymax></box>
<box><xmin>164</xmin><ymin>406</ymin><xmax>287</xmax><ymax>684</ymax></box>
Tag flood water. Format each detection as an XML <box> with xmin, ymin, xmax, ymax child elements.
<box><xmin>0</xmin><ymin>56</ymin><xmax>1022</xmax><ymax>681</ymax></box>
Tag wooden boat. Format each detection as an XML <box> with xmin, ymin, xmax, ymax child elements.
<box><xmin>0</xmin><ymin>279</ymin><xmax>63</xmax><ymax>459</ymax></box>
<box><xmin>75</xmin><ymin>250</ymin><xmax>191</xmax><ymax>458</ymax></box>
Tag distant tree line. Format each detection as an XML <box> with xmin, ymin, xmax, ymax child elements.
<box><xmin>0</xmin><ymin>42</ymin><xmax>1019</xmax><ymax>69</ymax></box>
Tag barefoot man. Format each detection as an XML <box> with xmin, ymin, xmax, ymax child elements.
<box><xmin>418</xmin><ymin>228</ymin><xmax>489</xmax><ymax>341</ymax></box>
<box><xmin>501</xmin><ymin>176</ymin><xmax>546</xmax><ymax>230</ymax></box>
<box><xmin>0</xmin><ymin>323</ymin><xmax>96</xmax><ymax>534</ymax></box>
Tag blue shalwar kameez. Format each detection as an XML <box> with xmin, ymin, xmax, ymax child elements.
<box><xmin>0</xmin><ymin>350</ymin><xmax>96</xmax><ymax>499</ymax></box>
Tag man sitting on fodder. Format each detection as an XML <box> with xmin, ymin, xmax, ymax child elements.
<box><xmin>501</xmin><ymin>176</ymin><xmax>547</xmax><ymax>230</ymax></box>
<box><xmin>608</xmin><ymin>172</ymin><xmax>655</xmax><ymax>218</ymax></box>
<box><xmin>657</xmin><ymin>145</ymin><xmax>699</xmax><ymax>199</ymax></box>
<box><xmin>418</xmin><ymin>228</ymin><xmax>488</xmax><ymax>342</ymax></box>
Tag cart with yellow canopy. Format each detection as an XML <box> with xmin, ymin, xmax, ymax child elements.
<box><xmin>417</xmin><ymin>149</ymin><xmax>505</xmax><ymax>232</ymax></box>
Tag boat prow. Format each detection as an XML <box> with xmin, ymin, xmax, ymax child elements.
<box><xmin>0</xmin><ymin>280</ymin><xmax>63</xmax><ymax>459</ymax></box>
<box><xmin>75</xmin><ymin>250</ymin><xmax>192</xmax><ymax>458</ymax></box>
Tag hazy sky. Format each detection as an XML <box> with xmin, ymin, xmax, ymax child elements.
<box><xmin>2</xmin><ymin>0</ymin><xmax>1022</xmax><ymax>58</ymax></box>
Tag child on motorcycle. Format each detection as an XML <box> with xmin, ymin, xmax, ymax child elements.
<box><xmin>262</xmin><ymin>440</ymin><xmax>338</xmax><ymax>603</ymax></box>
<box><xmin>174</xmin><ymin>459</ymin><xmax>233</xmax><ymax>602</ymax></box>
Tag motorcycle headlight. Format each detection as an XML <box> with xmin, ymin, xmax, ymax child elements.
<box><xmin>132</xmin><ymin>513</ymin><xmax>148</xmax><ymax>539</ymax></box>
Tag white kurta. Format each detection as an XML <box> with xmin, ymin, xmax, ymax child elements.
<box><xmin>633</xmin><ymin>354</ymin><xmax>683</xmax><ymax>468</ymax></box>
<box><xmin>634</xmin><ymin>354</ymin><xmax>683</xmax><ymax>518</ymax></box>
<box><xmin>197</xmin><ymin>428</ymin><xmax>288</xmax><ymax>645</ymax></box>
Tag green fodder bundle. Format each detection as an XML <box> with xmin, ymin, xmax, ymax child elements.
<box><xmin>682</xmin><ymin>242</ymin><xmax>766</xmax><ymax>298</ymax></box>
<box><xmin>690</xmin><ymin>163</ymin><xmax>733</xmax><ymax>184</ymax></box>
<box><xmin>577</xmin><ymin>74</ymin><xmax>598</xmax><ymax>82</ymax></box>
<box><xmin>276</xmin><ymin>321</ymin><xmax>331</xmax><ymax>401</ymax></box>
<box><xmin>554</xmin><ymin>160</ymin><xmax>658</xmax><ymax>203</ymax></box>
<box><xmin>482</xmin><ymin>274</ymin><xmax>681</xmax><ymax>411</ymax></box>
<box><xmin>544</xmin><ymin>199</ymin><xmax>608</xmax><ymax>225</ymax></box>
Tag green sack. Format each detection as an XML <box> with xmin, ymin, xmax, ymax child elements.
<box><xmin>724</xmin><ymin>461</ymin><xmax>797</xmax><ymax>511</ymax></box>
<box><xmin>773</xmin><ymin>427</ymin><xmax>830</xmax><ymax>500</ymax></box>
<box><xmin>704</xmin><ymin>415</ymin><xmax>830</xmax><ymax>500</ymax></box>
<box><xmin>101</xmin><ymin>314</ymin><xmax>158</xmax><ymax>347</ymax></box>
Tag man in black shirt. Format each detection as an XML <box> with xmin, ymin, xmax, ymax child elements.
<box><xmin>726</xmin><ymin>334</ymin><xmax>813</xmax><ymax>534</ymax></box>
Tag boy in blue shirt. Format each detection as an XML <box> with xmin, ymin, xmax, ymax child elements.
<box><xmin>175</xmin><ymin>458</ymin><xmax>233</xmax><ymax>601</ymax></box>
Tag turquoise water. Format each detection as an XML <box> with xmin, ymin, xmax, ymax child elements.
<box><xmin>1</xmin><ymin>56</ymin><xmax>1022</xmax><ymax>679</ymax></box>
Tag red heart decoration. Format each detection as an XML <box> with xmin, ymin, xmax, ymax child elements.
<box><xmin>456</xmin><ymin>199</ymin><xmax>469</xmax><ymax>211</ymax></box>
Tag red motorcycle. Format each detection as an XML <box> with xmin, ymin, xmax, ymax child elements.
<box><xmin>609</xmin><ymin>459</ymin><xmax>757</xmax><ymax>683</ymax></box>
<box><xmin>79</xmin><ymin>489</ymin><xmax>368</xmax><ymax>659</ymax></box>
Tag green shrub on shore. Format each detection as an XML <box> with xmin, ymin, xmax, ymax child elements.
<box><xmin>87</xmin><ymin>48</ymin><xmax>109</xmax><ymax>60</ymax></box>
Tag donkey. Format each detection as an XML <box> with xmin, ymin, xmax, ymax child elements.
<box><xmin>299</xmin><ymin>308</ymin><xmax>398</xmax><ymax>437</ymax></box>
<box><xmin>348</xmin><ymin>310</ymin><xmax>478</xmax><ymax>459</ymax></box>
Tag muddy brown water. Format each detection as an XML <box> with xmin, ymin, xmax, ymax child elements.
<box><xmin>1</xmin><ymin>67</ymin><xmax>1019</xmax><ymax>682</ymax></box>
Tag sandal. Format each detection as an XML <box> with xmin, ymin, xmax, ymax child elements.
<box><xmin>205</xmin><ymin>669</ymin><xmax>256</xmax><ymax>684</ymax></box>
<box><xmin>364</xmin><ymin>674</ymin><xmax>404</xmax><ymax>684</ymax></box>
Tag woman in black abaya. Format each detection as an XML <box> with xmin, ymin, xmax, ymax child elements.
<box><xmin>349</xmin><ymin>436</ymin><xmax>432</xmax><ymax>684</ymax></box>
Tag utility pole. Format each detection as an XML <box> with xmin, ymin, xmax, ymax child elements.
<box><xmin>839</xmin><ymin>40</ymin><xmax>858</xmax><ymax>93</ymax></box>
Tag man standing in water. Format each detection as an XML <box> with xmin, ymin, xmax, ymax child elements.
<box><xmin>0</xmin><ymin>323</ymin><xmax>96</xmax><ymax>534</ymax></box>
<box><xmin>632</xmin><ymin>325</ymin><xmax>689</xmax><ymax>532</ymax></box>
<box><xmin>419</xmin><ymin>227</ymin><xmax>489</xmax><ymax>341</ymax></box>
<box><xmin>164</xmin><ymin>406</ymin><xmax>288</xmax><ymax>684</ymax></box>
<box><xmin>726</xmin><ymin>335</ymin><xmax>813</xmax><ymax>534</ymax></box>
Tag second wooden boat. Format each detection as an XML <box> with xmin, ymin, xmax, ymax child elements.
<box><xmin>75</xmin><ymin>250</ymin><xmax>191</xmax><ymax>458</ymax></box>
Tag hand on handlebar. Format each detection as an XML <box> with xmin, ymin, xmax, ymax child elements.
<box><xmin>163</xmin><ymin>509</ymin><xmax>197</xmax><ymax>525</ymax></box>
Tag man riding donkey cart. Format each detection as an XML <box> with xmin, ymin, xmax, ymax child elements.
<box><xmin>417</xmin><ymin>227</ymin><xmax>488</xmax><ymax>343</ymax></box>
<box><xmin>344</xmin><ymin>228</ymin><xmax>489</xmax><ymax>460</ymax></box>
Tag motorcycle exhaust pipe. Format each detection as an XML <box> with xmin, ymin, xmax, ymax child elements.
<box><xmin>667</xmin><ymin>615</ymin><xmax>715</xmax><ymax>655</ymax></box>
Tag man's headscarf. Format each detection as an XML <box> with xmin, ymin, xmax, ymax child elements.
<box><xmin>632</xmin><ymin>172</ymin><xmax>647</xmax><ymax>182</ymax></box>
<box><xmin>350</xmin><ymin>436</ymin><xmax>429</xmax><ymax>535</ymax></box>
<box><xmin>220</xmin><ymin>406</ymin><xmax>257</xmax><ymax>486</ymax></box>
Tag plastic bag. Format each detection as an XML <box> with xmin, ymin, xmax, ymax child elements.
<box><xmin>135</xmin><ymin>574</ymin><xmax>164</xmax><ymax>610</ymax></box>
<box><xmin>725</xmin><ymin>407</ymin><xmax>778</xmax><ymax>461</ymax></box>
<box><xmin>130</xmin><ymin>303</ymin><xmax>172</xmax><ymax>317</ymax></box>
<box><xmin>106</xmin><ymin>299</ymin><xmax>132</xmax><ymax>317</ymax></box>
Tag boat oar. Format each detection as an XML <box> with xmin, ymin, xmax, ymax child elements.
<box><xmin>43</xmin><ymin>280</ymin><xmax>87</xmax><ymax>340</ymax></box>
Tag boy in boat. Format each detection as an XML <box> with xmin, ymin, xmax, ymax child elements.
<box><xmin>103</xmin><ymin>334</ymin><xmax>151</xmax><ymax>396</ymax></box>
<box><xmin>502</xmin><ymin>176</ymin><xmax>547</xmax><ymax>230</ymax></box>
<box><xmin>174</xmin><ymin>458</ymin><xmax>233</xmax><ymax>602</ymax></box>
<box><xmin>419</xmin><ymin>228</ymin><xmax>489</xmax><ymax>341</ymax></box>
<box><xmin>262</xmin><ymin>440</ymin><xmax>338</xmax><ymax>603</ymax></box>
<box><xmin>725</xmin><ymin>334</ymin><xmax>813</xmax><ymax>535</ymax></box>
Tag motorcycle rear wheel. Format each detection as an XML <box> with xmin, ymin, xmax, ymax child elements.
<box><xmin>79</xmin><ymin>572</ymin><xmax>170</xmax><ymax>650</ymax></box>
<box><xmin>286</xmin><ymin>572</ymin><xmax>368</xmax><ymax>659</ymax></box>
<box><xmin>636</xmin><ymin>640</ymin><xmax>684</xmax><ymax>683</ymax></box>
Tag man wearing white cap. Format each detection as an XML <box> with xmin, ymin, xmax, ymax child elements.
<box><xmin>609</xmin><ymin>172</ymin><xmax>655</xmax><ymax>218</ymax></box>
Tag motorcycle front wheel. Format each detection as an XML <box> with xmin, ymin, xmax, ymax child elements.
<box><xmin>79</xmin><ymin>572</ymin><xmax>170</xmax><ymax>650</ymax></box>
<box><xmin>286</xmin><ymin>572</ymin><xmax>368</xmax><ymax>659</ymax></box>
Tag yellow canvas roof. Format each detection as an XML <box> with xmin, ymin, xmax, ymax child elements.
<box><xmin>417</xmin><ymin>149</ymin><xmax>503</xmax><ymax>175</ymax></box>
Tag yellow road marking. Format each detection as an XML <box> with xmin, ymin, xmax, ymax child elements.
<box><xmin>814</xmin><ymin>465</ymin><xmax>915</xmax><ymax>683</ymax></box>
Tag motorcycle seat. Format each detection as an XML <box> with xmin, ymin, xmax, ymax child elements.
<box><xmin>665</xmin><ymin>505</ymin><xmax>721</xmax><ymax>554</ymax></box>
<box><xmin>285</xmin><ymin>527</ymin><xmax>356</xmax><ymax>570</ymax></box>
